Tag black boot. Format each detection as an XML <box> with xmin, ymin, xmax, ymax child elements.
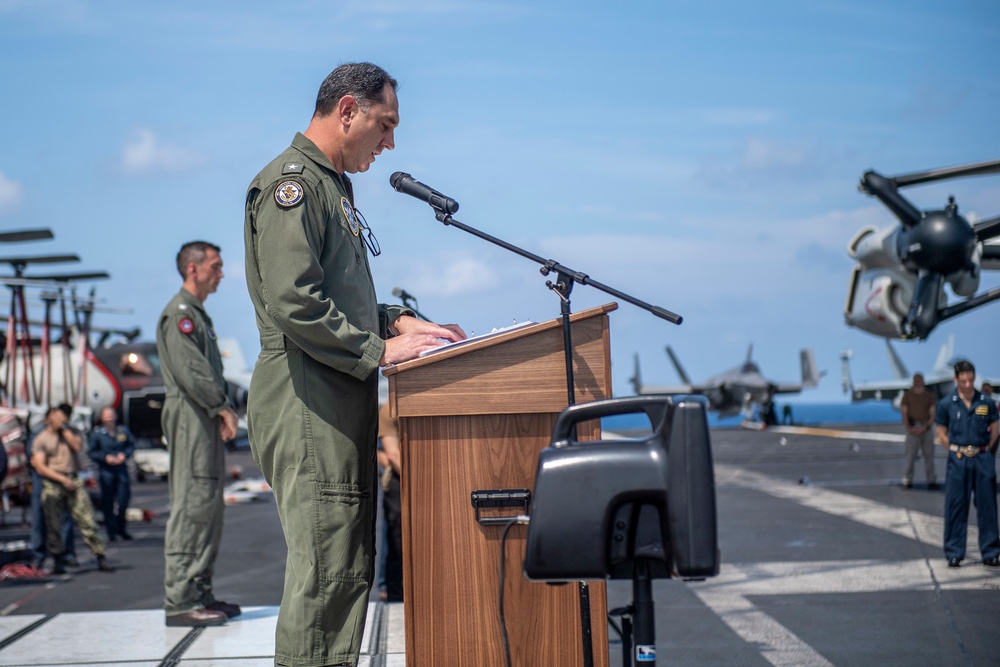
<box><xmin>52</xmin><ymin>555</ymin><xmax>67</xmax><ymax>574</ymax></box>
<box><xmin>97</xmin><ymin>555</ymin><xmax>115</xmax><ymax>572</ymax></box>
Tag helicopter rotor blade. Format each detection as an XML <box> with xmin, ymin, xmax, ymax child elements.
<box><xmin>891</xmin><ymin>158</ymin><xmax>1000</xmax><ymax>189</ymax></box>
<box><xmin>22</xmin><ymin>271</ymin><xmax>110</xmax><ymax>282</ymax></box>
<box><xmin>0</xmin><ymin>229</ymin><xmax>54</xmax><ymax>244</ymax></box>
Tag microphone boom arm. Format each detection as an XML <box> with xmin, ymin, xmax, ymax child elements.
<box><xmin>433</xmin><ymin>209</ymin><xmax>682</xmax><ymax>325</ymax></box>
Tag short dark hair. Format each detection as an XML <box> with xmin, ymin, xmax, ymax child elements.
<box><xmin>314</xmin><ymin>62</ymin><xmax>398</xmax><ymax>118</ymax></box>
<box><xmin>176</xmin><ymin>241</ymin><xmax>221</xmax><ymax>279</ymax></box>
<box><xmin>954</xmin><ymin>360</ymin><xmax>975</xmax><ymax>377</ymax></box>
<box><xmin>45</xmin><ymin>405</ymin><xmax>64</xmax><ymax>418</ymax></box>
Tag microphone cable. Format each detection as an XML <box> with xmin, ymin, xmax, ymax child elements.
<box><xmin>498</xmin><ymin>515</ymin><xmax>530</xmax><ymax>667</ymax></box>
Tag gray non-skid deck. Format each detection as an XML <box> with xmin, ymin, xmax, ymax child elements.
<box><xmin>0</xmin><ymin>424</ymin><xmax>996</xmax><ymax>666</ymax></box>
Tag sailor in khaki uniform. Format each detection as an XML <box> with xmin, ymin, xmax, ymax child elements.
<box><xmin>244</xmin><ymin>63</ymin><xmax>464</xmax><ymax>667</ymax></box>
<box><xmin>157</xmin><ymin>241</ymin><xmax>241</xmax><ymax>627</ymax></box>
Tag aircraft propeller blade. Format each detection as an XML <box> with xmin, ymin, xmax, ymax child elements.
<box><xmin>903</xmin><ymin>272</ymin><xmax>943</xmax><ymax>339</ymax></box>
<box><xmin>858</xmin><ymin>170</ymin><xmax>923</xmax><ymax>228</ymax></box>
<box><xmin>0</xmin><ymin>229</ymin><xmax>54</xmax><ymax>243</ymax></box>
<box><xmin>973</xmin><ymin>214</ymin><xmax>1000</xmax><ymax>242</ymax></box>
<box><xmin>891</xmin><ymin>158</ymin><xmax>1000</xmax><ymax>188</ymax></box>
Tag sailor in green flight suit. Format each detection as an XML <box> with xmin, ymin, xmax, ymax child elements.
<box><xmin>244</xmin><ymin>62</ymin><xmax>465</xmax><ymax>667</ymax></box>
<box><xmin>157</xmin><ymin>241</ymin><xmax>241</xmax><ymax>627</ymax></box>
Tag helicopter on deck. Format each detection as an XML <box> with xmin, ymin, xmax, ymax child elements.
<box><xmin>0</xmin><ymin>228</ymin><xmax>248</xmax><ymax>500</ymax></box>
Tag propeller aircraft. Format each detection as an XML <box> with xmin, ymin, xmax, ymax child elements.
<box><xmin>844</xmin><ymin>158</ymin><xmax>1000</xmax><ymax>340</ymax></box>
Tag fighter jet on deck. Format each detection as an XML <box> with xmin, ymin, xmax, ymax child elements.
<box><xmin>630</xmin><ymin>344</ymin><xmax>821</xmax><ymax>419</ymax></box>
<box><xmin>840</xmin><ymin>335</ymin><xmax>998</xmax><ymax>409</ymax></box>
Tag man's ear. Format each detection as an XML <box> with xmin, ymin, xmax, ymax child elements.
<box><xmin>337</xmin><ymin>94</ymin><xmax>360</xmax><ymax>128</ymax></box>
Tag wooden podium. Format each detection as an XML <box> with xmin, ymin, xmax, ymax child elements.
<box><xmin>383</xmin><ymin>303</ymin><xmax>616</xmax><ymax>667</ymax></box>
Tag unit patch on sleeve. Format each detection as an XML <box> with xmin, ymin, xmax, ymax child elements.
<box><xmin>178</xmin><ymin>318</ymin><xmax>195</xmax><ymax>335</ymax></box>
<box><xmin>275</xmin><ymin>180</ymin><xmax>304</xmax><ymax>208</ymax></box>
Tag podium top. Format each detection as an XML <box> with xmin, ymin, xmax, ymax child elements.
<box><xmin>381</xmin><ymin>302</ymin><xmax>617</xmax><ymax>377</ymax></box>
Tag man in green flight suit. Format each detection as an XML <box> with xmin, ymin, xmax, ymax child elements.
<box><xmin>157</xmin><ymin>241</ymin><xmax>241</xmax><ymax>627</ymax></box>
<box><xmin>244</xmin><ymin>62</ymin><xmax>465</xmax><ymax>667</ymax></box>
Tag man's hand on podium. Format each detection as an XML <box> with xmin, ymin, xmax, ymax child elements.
<box><xmin>381</xmin><ymin>316</ymin><xmax>466</xmax><ymax>366</ymax></box>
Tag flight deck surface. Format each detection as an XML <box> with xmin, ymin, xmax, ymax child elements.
<box><xmin>0</xmin><ymin>425</ymin><xmax>996</xmax><ymax>666</ymax></box>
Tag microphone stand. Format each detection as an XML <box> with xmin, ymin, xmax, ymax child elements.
<box><xmin>398</xmin><ymin>296</ymin><xmax>431</xmax><ymax>322</ymax></box>
<box><xmin>423</xmin><ymin>204</ymin><xmax>682</xmax><ymax>667</ymax></box>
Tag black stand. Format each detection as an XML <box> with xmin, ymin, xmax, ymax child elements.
<box><xmin>423</xmin><ymin>205</ymin><xmax>682</xmax><ymax>666</ymax></box>
<box><xmin>397</xmin><ymin>295</ymin><xmax>431</xmax><ymax>322</ymax></box>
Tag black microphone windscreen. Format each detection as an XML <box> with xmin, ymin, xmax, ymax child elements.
<box><xmin>391</xmin><ymin>286</ymin><xmax>403</xmax><ymax>298</ymax></box>
<box><xmin>389</xmin><ymin>172</ymin><xmax>407</xmax><ymax>190</ymax></box>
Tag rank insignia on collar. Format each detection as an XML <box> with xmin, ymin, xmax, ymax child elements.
<box><xmin>341</xmin><ymin>197</ymin><xmax>360</xmax><ymax>236</ymax></box>
<box><xmin>275</xmin><ymin>180</ymin><xmax>304</xmax><ymax>208</ymax></box>
<box><xmin>178</xmin><ymin>318</ymin><xmax>194</xmax><ymax>335</ymax></box>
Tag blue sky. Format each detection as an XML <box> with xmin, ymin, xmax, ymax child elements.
<box><xmin>1</xmin><ymin>0</ymin><xmax>998</xmax><ymax>402</ymax></box>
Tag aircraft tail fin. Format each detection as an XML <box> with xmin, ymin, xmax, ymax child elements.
<box><xmin>217</xmin><ymin>337</ymin><xmax>253</xmax><ymax>388</ymax></box>
<box><xmin>629</xmin><ymin>353</ymin><xmax>643</xmax><ymax>394</ymax></box>
<box><xmin>931</xmin><ymin>334</ymin><xmax>955</xmax><ymax>376</ymax></box>
<box><xmin>840</xmin><ymin>350</ymin><xmax>854</xmax><ymax>395</ymax></box>
<box><xmin>800</xmin><ymin>348</ymin><xmax>820</xmax><ymax>387</ymax></box>
<box><xmin>885</xmin><ymin>338</ymin><xmax>909</xmax><ymax>380</ymax></box>
<box><xmin>665</xmin><ymin>346</ymin><xmax>693</xmax><ymax>386</ymax></box>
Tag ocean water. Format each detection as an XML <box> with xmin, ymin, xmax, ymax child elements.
<box><xmin>601</xmin><ymin>400</ymin><xmax>900</xmax><ymax>432</ymax></box>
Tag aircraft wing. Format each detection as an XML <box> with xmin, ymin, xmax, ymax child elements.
<box><xmin>846</xmin><ymin>379</ymin><xmax>910</xmax><ymax>403</ymax></box>
<box><xmin>772</xmin><ymin>382</ymin><xmax>809</xmax><ymax>395</ymax></box>
<box><xmin>634</xmin><ymin>383</ymin><xmax>696</xmax><ymax>396</ymax></box>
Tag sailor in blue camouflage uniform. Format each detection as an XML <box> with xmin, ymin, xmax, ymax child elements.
<box><xmin>935</xmin><ymin>360</ymin><xmax>1000</xmax><ymax>568</ymax></box>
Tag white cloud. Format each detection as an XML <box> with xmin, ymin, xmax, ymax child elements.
<box><xmin>403</xmin><ymin>253</ymin><xmax>500</xmax><ymax>297</ymax></box>
<box><xmin>0</xmin><ymin>171</ymin><xmax>23</xmax><ymax>211</ymax></box>
<box><xmin>121</xmin><ymin>128</ymin><xmax>204</xmax><ymax>174</ymax></box>
<box><xmin>740</xmin><ymin>137</ymin><xmax>811</xmax><ymax>171</ymax></box>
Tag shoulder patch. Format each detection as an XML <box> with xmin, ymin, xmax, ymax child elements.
<box><xmin>178</xmin><ymin>318</ymin><xmax>195</xmax><ymax>335</ymax></box>
<box><xmin>282</xmin><ymin>162</ymin><xmax>305</xmax><ymax>174</ymax></box>
<box><xmin>275</xmin><ymin>180</ymin><xmax>304</xmax><ymax>208</ymax></box>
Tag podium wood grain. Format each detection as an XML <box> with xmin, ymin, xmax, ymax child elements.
<box><xmin>385</xmin><ymin>304</ymin><xmax>615</xmax><ymax>667</ymax></box>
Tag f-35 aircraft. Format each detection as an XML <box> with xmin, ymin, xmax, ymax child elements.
<box><xmin>844</xmin><ymin>158</ymin><xmax>1000</xmax><ymax>340</ymax></box>
<box><xmin>630</xmin><ymin>345</ymin><xmax>821</xmax><ymax>419</ymax></box>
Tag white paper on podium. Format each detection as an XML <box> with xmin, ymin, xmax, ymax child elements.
<box><xmin>418</xmin><ymin>321</ymin><xmax>537</xmax><ymax>357</ymax></box>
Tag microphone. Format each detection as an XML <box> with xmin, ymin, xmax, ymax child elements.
<box><xmin>392</xmin><ymin>286</ymin><xmax>416</xmax><ymax>302</ymax></box>
<box><xmin>389</xmin><ymin>172</ymin><xmax>459</xmax><ymax>214</ymax></box>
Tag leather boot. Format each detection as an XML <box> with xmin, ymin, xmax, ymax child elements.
<box><xmin>97</xmin><ymin>555</ymin><xmax>115</xmax><ymax>572</ymax></box>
